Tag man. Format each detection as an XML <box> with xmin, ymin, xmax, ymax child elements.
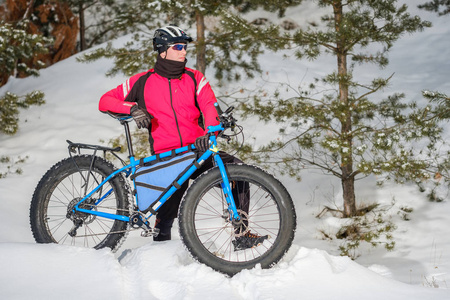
<box><xmin>99</xmin><ymin>25</ymin><xmax>267</xmax><ymax>249</ymax></box>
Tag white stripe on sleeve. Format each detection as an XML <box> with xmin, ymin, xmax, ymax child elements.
<box><xmin>197</xmin><ymin>77</ymin><xmax>209</xmax><ymax>96</ymax></box>
<box><xmin>122</xmin><ymin>79</ymin><xmax>130</xmax><ymax>98</ymax></box>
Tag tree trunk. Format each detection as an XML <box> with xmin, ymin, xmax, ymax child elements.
<box><xmin>333</xmin><ymin>0</ymin><xmax>356</xmax><ymax>217</ymax></box>
<box><xmin>79</xmin><ymin>3</ymin><xmax>86</xmax><ymax>51</ymax></box>
<box><xmin>195</xmin><ymin>11</ymin><xmax>206</xmax><ymax>74</ymax></box>
<box><xmin>341</xmin><ymin>165</ymin><xmax>356</xmax><ymax>217</ymax></box>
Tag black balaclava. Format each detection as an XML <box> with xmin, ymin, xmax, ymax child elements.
<box><xmin>154</xmin><ymin>55</ymin><xmax>187</xmax><ymax>79</ymax></box>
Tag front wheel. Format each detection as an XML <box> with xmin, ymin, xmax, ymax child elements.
<box><xmin>30</xmin><ymin>155</ymin><xmax>131</xmax><ymax>251</ymax></box>
<box><xmin>178</xmin><ymin>164</ymin><xmax>296</xmax><ymax>276</ymax></box>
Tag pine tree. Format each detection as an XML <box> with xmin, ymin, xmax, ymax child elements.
<box><xmin>0</xmin><ymin>90</ymin><xmax>45</xmax><ymax>135</ymax></box>
<box><xmin>63</xmin><ymin>0</ymin><xmax>126</xmax><ymax>51</ymax></box>
<box><xmin>0</xmin><ymin>21</ymin><xmax>47</xmax><ymax>134</ymax></box>
<box><xmin>76</xmin><ymin>0</ymin><xmax>163</xmax><ymax>77</ymax></box>
<box><xmin>238</xmin><ymin>0</ymin><xmax>444</xmax><ymax>217</ymax></box>
<box><xmin>418</xmin><ymin>0</ymin><xmax>450</xmax><ymax>15</ymax></box>
<box><xmin>1</xmin><ymin>0</ymin><xmax>79</xmax><ymax>67</ymax></box>
<box><xmin>78</xmin><ymin>0</ymin><xmax>302</xmax><ymax>82</ymax></box>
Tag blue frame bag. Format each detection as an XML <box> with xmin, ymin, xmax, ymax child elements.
<box><xmin>132</xmin><ymin>151</ymin><xmax>196</xmax><ymax>211</ymax></box>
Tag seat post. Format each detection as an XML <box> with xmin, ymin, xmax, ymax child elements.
<box><xmin>121</xmin><ymin>119</ymin><xmax>134</xmax><ymax>158</ymax></box>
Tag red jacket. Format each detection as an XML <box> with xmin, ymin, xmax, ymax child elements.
<box><xmin>99</xmin><ymin>68</ymin><xmax>219</xmax><ymax>154</ymax></box>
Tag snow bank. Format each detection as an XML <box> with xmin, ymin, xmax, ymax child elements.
<box><xmin>1</xmin><ymin>242</ymin><xmax>448</xmax><ymax>300</ymax></box>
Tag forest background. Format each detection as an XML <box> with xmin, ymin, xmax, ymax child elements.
<box><xmin>1</xmin><ymin>0</ymin><xmax>450</xmax><ymax>298</ymax></box>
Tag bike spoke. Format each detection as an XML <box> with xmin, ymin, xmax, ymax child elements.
<box><xmin>192</xmin><ymin>178</ymin><xmax>281</xmax><ymax>263</ymax></box>
<box><xmin>33</xmin><ymin>157</ymin><xmax>130</xmax><ymax>249</ymax></box>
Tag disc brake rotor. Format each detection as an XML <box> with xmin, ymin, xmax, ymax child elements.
<box><xmin>221</xmin><ymin>209</ymin><xmax>250</xmax><ymax>237</ymax></box>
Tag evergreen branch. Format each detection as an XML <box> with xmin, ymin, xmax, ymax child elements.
<box><xmin>301</xmin><ymin>157</ymin><xmax>343</xmax><ymax>179</ymax></box>
<box><xmin>251</xmin><ymin>131</ymin><xmax>313</xmax><ymax>154</ymax></box>
<box><xmin>354</xmin><ymin>73</ymin><xmax>395</xmax><ymax>101</ymax></box>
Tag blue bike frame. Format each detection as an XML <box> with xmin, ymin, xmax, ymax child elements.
<box><xmin>73</xmin><ymin>122</ymin><xmax>240</xmax><ymax>226</ymax></box>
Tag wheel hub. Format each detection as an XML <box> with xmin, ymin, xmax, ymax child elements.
<box><xmin>222</xmin><ymin>209</ymin><xmax>250</xmax><ymax>237</ymax></box>
<box><xmin>67</xmin><ymin>197</ymin><xmax>97</xmax><ymax>225</ymax></box>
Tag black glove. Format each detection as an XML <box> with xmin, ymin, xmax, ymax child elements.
<box><xmin>194</xmin><ymin>135</ymin><xmax>210</xmax><ymax>152</ymax></box>
<box><xmin>130</xmin><ymin>105</ymin><xmax>152</xmax><ymax>129</ymax></box>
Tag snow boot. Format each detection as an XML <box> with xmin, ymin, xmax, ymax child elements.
<box><xmin>232</xmin><ymin>231</ymin><xmax>269</xmax><ymax>251</ymax></box>
<box><xmin>153</xmin><ymin>218</ymin><xmax>174</xmax><ymax>241</ymax></box>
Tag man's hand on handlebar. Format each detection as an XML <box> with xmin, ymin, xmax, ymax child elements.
<box><xmin>194</xmin><ymin>135</ymin><xmax>210</xmax><ymax>152</ymax></box>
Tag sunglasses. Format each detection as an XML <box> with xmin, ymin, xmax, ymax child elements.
<box><xmin>170</xmin><ymin>44</ymin><xmax>187</xmax><ymax>51</ymax></box>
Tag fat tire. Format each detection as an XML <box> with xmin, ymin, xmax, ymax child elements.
<box><xmin>30</xmin><ymin>155</ymin><xmax>130</xmax><ymax>251</ymax></box>
<box><xmin>178</xmin><ymin>164</ymin><xmax>296</xmax><ymax>276</ymax></box>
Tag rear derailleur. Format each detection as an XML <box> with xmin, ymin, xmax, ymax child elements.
<box><xmin>66</xmin><ymin>197</ymin><xmax>97</xmax><ymax>237</ymax></box>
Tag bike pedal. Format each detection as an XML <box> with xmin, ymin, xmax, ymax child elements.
<box><xmin>141</xmin><ymin>227</ymin><xmax>160</xmax><ymax>237</ymax></box>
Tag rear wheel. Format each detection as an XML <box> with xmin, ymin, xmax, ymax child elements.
<box><xmin>178</xmin><ymin>164</ymin><xmax>296</xmax><ymax>276</ymax></box>
<box><xmin>30</xmin><ymin>155</ymin><xmax>131</xmax><ymax>251</ymax></box>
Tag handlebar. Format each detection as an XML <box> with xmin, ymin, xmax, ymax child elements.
<box><xmin>214</xmin><ymin>102</ymin><xmax>224</xmax><ymax>116</ymax></box>
<box><xmin>214</xmin><ymin>103</ymin><xmax>237</xmax><ymax>133</ymax></box>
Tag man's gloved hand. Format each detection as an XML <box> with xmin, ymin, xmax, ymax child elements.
<box><xmin>194</xmin><ymin>135</ymin><xmax>210</xmax><ymax>152</ymax></box>
<box><xmin>130</xmin><ymin>105</ymin><xmax>152</xmax><ymax>129</ymax></box>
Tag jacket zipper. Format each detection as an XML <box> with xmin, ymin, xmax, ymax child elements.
<box><xmin>169</xmin><ymin>79</ymin><xmax>183</xmax><ymax>147</ymax></box>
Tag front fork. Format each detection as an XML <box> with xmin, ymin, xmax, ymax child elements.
<box><xmin>209</xmin><ymin>137</ymin><xmax>241</xmax><ymax>223</ymax></box>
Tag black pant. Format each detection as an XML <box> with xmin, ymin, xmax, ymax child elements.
<box><xmin>156</xmin><ymin>151</ymin><xmax>248</xmax><ymax>221</ymax></box>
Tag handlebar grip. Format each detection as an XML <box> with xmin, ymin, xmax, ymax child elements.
<box><xmin>214</xmin><ymin>102</ymin><xmax>224</xmax><ymax>116</ymax></box>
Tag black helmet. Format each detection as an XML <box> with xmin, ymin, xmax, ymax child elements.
<box><xmin>153</xmin><ymin>25</ymin><xmax>193</xmax><ymax>53</ymax></box>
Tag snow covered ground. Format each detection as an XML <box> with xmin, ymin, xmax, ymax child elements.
<box><xmin>1</xmin><ymin>1</ymin><xmax>450</xmax><ymax>299</ymax></box>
